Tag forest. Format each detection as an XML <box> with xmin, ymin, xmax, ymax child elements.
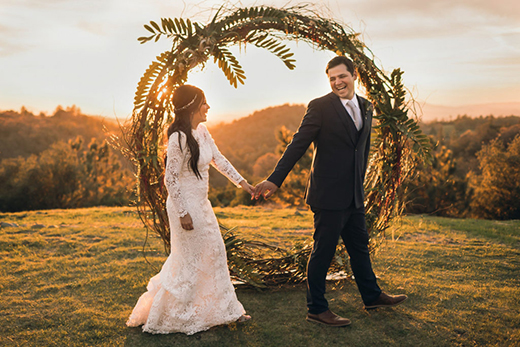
<box><xmin>1</xmin><ymin>105</ymin><xmax>519</xmax><ymax>219</ymax></box>
<box><xmin>0</xmin><ymin>106</ymin><xmax>134</xmax><ymax>211</ymax></box>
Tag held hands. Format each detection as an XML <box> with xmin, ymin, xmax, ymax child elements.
<box><xmin>239</xmin><ymin>180</ymin><xmax>255</xmax><ymax>196</ymax></box>
<box><xmin>253</xmin><ymin>180</ymin><xmax>278</xmax><ymax>200</ymax></box>
<box><xmin>239</xmin><ymin>179</ymin><xmax>278</xmax><ymax>200</ymax></box>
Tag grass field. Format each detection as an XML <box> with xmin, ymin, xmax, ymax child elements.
<box><xmin>1</xmin><ymin>206</ymin><xmax>519</xmax><ymax>346</ymax></box>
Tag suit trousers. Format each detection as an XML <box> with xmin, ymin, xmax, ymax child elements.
<box><xmin>306</xmin><ymin>205</ymin><xmax>382</xmax><ymax>314</ymax></box>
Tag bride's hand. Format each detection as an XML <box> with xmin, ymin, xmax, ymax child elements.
<box><xmin>180</xmin><ymin>213</ymin><xmax>194</xmax><ymax>230</ymax></box>
<box><xmin>239</xmin><ymin>180</ymin><xmax>255</xmax><ymax>197</ymax></box>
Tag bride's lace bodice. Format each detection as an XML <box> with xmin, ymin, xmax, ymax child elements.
<box><xmin>164</xmin><ymin>124</ymin><xmax>244</xmax><ymax>218</ymax></box>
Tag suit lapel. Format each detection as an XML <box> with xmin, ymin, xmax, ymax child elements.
<box><xmin>329</xmin><ymin>93</ymin><xmax>357</xmax><ymax>146</ymax></box>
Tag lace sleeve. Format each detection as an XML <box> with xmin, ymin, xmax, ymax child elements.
<box><xmin>164</xmin><ymin>131</ymin><xmax>189</xmax><ymax>218</ymax></box>
<box><xmin>202</xmin><ymin>125</ymin><xmax>245</xmax><ymax>187</ymax></box>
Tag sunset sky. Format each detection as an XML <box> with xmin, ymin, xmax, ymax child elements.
<box><xmin>1</xmin><ymin>0</ymin><xmax>519</xmax><ymax>122</ymax></box>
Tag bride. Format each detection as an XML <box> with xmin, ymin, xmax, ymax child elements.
<box><xmin>126</xmin><ymin>84</ymin><xmax>253</xmax><ymax>335</ymax></box>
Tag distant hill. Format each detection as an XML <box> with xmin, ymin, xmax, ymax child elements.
<box><xmin>420</xmin><ymin>102</ymin><xmax>520</xmax><ymax>122</ymax></box>
<box><xmin>208</xmin><ymin>103</ymin><xmax>306</xmax><ymax>178</ymax></box>
<box><xmin>209</xmin><ymin>101</ymin><xmax>520</xmax><ymax>125</ymax></box>
<box><xmin>0</xmin><ymin>104</ymin><xmax>307</xmax><ymax>186</ymax></box>
<box><xmin>0</xmin><ymin>106</ymin><xmax>121</xmax><ymax>160</ymax></box>
<box><xmin>5</xmin><ymin>101</ymin><xmax>518</xmax><ymax>179</ymax></box>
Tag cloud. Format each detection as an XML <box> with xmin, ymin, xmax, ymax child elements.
<box><xmin>330</xmin><ymin>0</ymin><xmax>520</xmax><ymax>41</ymax></box>
<box><xmin>468</xmin><ymin>54</ymin><xmax>520</xmax><ymax>67</ymax></box>
<box><xmin>0</xmin><ymin>23</ymin><xmax>18</xmax><ymax>37</ymax></box>
<box><xmin>494</xmin><ymin>30</ymin><xmax>520</xmax><ymax>53</ymax></box>
<box><xmin>0</xmin><ymin>40</ymin><xmax>29</xmax><ymax>57</ymax></box>
<box><xmin>3</xmin><ymin>0</ymin><xmax>69</xmax><ymax>7</ymax></box>
<box><xmin>0</xmin><ymin>23</ymin><xmax>32</xmax><ymax>57</ymax></box>
<box><xmin>448</xmin><ymin>0</ymin><xmax>520</xmax><ymax>21</ymax></box>
<box><xmin>341</xmin><ymin>0</ymin><xmax>520</xmax><ymax>21</ymax></box>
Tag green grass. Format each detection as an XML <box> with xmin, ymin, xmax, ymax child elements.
<box><xmin>1</xmin><ymin>206</ymin><xmax>519</xmax><ymax>346</ymax></box>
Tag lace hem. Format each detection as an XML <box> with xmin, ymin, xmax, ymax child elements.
<box><xmin>126</xmin><ymin>269</ymin><xmax>245</xmax><ymax>335</ymax></box>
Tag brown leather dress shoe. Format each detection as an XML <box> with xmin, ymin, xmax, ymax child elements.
<box><xmin>306</xmin><ymin>309</ymin><xmax>351</xmax><ymax>327</ymax></box>
<box><xmin>364</xmin><ymin>292</ymin><xmax>408</xmax><ymax>310</ymax></box>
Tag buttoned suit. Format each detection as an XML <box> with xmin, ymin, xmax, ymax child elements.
<box><xmin>267</xmin><ymin>92</ymin><xmax>382</xmax><ymax>314</ymax></box>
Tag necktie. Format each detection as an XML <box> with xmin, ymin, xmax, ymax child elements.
<box><xmin>346</xmin><ymin>100</ymin><xmax>362</xmax><ymax>131</ymax></box>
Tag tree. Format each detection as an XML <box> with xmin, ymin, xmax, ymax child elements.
<box><xmin>252</xmin><ymin>152</ymin><xmax>279</xmax><ymax>179</ymax></box>
<box><xmin>470</xmin><ymin>135</ymin><xmax>520</xmax><ymax>220</ymax></box>
<box><xmin>0</xmin><ymin>137</ymin><xmax>134</xmax><ymax>212</ymax></box>
<box><xmin>404</xmin><ymin>142</ymin><xmax>469</xmax><ymax>216</ymax></box>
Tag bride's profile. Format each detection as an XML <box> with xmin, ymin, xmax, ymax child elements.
<box><xmin>126</xmin><ymin>84</ymin><xmax>253</xmax><ymax>335</ymax></box>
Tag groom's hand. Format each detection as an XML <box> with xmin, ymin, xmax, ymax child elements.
<box><xmin>254</xmin><ymin>180</ymin><xmax>278</xmax><ymax>200</ymax></box>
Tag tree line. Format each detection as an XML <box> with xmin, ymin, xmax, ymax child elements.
<box><xmin>404</xmin><ymin>115</ymin><xmax>520</xmax><ymax>220</ymax></box>
<box><xmin>0</xmin><ymin>107</ymin><xmax>134</xmax><ymax>212</ymax></box>
<box><xmin>207</xmin><ymin>110</ymin><xmax>520</xmax><ymax>220</ymax></box>
<box><xmin>1</xmin><ymin>105</ymin><xmax>519</xmax><ymax>219</ymax></box>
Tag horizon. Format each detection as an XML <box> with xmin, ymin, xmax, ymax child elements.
<box><xmin>1</xmin><ymin>0</ymin><xmax>519</xmax><ymax>122</ymax></box>
<box><xmin>3</xmin><ymin>100</ymin><xmax>520</xmax><ymax>127</ymax></box>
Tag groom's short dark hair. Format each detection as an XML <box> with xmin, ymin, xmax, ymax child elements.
<box><xmin>326</xmin><ymin>56</ymin><xmax>355</xmax><ymax>75</ymax></box>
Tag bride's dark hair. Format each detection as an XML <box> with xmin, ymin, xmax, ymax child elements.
<box><xmin>167</xmin><ymin>84</ymin><xmax>204</xmax><ymax>179</ymax></box>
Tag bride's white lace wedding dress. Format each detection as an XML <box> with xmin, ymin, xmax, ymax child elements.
<box><xmin>126</xmin><ymin>124</ymin><xmax>246</xmax><ymax>335</ymax></box>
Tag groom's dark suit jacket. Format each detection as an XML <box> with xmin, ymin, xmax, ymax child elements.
<box><xmin>268</xmin><ymin>92</ymin><xmax>373</xmax><ymax>210</ymax></box>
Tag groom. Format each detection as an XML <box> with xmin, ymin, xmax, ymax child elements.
<box><xmin>254</xmin><ymin>56</ymin><xmax>407</xmax><ymax>326</ymax></box>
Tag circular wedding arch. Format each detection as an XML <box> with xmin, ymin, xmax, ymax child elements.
<box><xmin>123</xmin><ymin>6</ymin><xmax>430</xmax><ymax>287</ymax></box>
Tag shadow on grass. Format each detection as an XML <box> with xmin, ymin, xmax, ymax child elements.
<box><xmin>122</xmin><ymin>282</ymin><xmax>438</xmax><ymax>347</ymax></box>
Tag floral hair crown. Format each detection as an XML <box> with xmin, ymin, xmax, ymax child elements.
<box><xmin>174</xmin><ymin>94</ymin><xmax>198</xmax><ymax>112</ymax></box>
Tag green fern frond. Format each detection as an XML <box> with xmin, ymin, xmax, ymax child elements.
<box><xmin>246</xmin><ymin>34</ymin><xmax>296</xmax><ymax>69</ymax></box>
<box><xmin>133</xmin><ymin>51</ymin><xmax>171</xmax><ymax>110</ymax></box>
<box><xmin>141</xmin><ymin>17</ymin><xmax>204</xmax><ymax>45</ymax></box>
<box><xmin>212</xmin><ymin>46</ymin><xmax>246</xmax><ymax>88</ymax></box>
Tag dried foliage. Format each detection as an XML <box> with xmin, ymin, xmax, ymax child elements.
<box><xmin>222</xmin><ymin>224</ymin><xmax>349</xmax><ymax>288</ymax></box>
<box><xmin>121</xmin><ymin>5</ymin><xmax>430</xmax><ymax>286</ymax></box>
<box><xmin>470</xmin><ymin>135</ymin><xmax>520</xmax><ymax>220</ymax></box>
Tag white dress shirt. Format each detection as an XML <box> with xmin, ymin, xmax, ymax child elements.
<box><xmin>340</xmin><ymin>95</ymin><xmax>363</xmax><ymax>131</ymax></box>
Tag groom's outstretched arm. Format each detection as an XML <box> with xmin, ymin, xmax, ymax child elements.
<box><xmin>255</xmin><ymin>100</ymin><xmax>322</xmax><ymax>199</ymax></box>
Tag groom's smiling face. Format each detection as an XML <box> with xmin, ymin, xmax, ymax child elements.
<box><xmin>327</xmin><ymin>64</ymin><xmax>357</xmax><ymax>100</ymax></box>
